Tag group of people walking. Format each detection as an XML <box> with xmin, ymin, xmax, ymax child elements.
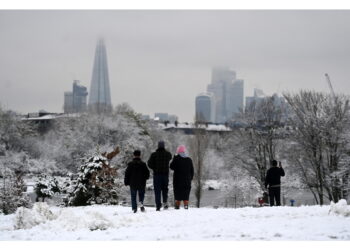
<box><xmin>124</xmin><ymin>140</ymin><xmax>286</xmax><ymax>213</ymax></box>
<box><xmin>124</xmin><ymin>141</ymin><xmax>194</xmax><ymax>213</ymax></box>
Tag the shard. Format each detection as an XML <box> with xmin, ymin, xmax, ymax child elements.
<box><xmin>88</xmin><ymin>39</ymin><xmax>112</xmax><ymax>113</ymax></box>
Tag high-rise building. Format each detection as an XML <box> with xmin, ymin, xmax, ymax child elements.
<box><xmin>207</xmin><ymin>67</ymin><xmax>244</xmax><ymax>123</ymax></box>
<box><xmin>195</xmin><ymin>93</ymin><xmax>215</xmax><ymax>123</ymax></box>
<box><xmin>154</xmin><ymin>113</ymin><xmax>178</xmax><ymax>123</ymax></box>
<box><xmin>230</xmin><ymin>79</ymin><xmax>244</xmax><ymax>116</ymax></box>
<box><xmin>154</xmin><ymin>113</ymin><xmax>169</xmax><ymax>121</ymax></box>
<box><xmin>88</xmin><ymin>39</ymin><xmax>112</xmax><ymax>113</ymax></box>
<box><xmin>64</xmin><ymin>80</ymin><xmax>88</xmax><ymax>113</ymax></box>
<box><xmin>245</xmin><ymin>88</ymin><xmax>266</xmax><ymax>108</ymax></box>
<box><xmin>64</xmin><ymin>92</ymin><xmax>73</xmax><ymax>113</ymax></box>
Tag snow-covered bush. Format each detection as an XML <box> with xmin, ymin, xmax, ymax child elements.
<box><xmin>34</xmin><ymin>175</ymin><xmax>60</xmax><ymax>202</ymax></box>
<box><xmin>0</xmin><ymin>168</ymin><xmax>32</xmax><ymax>215</ymax></box>
<box><xmin>14</xmin><ymin>202</ymin><xmax>56</xmax><ymax>229</ymax></box>
<box><xmin>65</xmin><ymin>147</ymin><xmax>121</xmax><ymax>206</ymax></box>
<box><xmin>85</xmin><ymin>211</ymin><xmax>112</xmax><ymax>231</ymax></box>
<box><xmin>329</xmin><ymin>199</ymin><xmax>350</xmax><ymax>217</ymax></box>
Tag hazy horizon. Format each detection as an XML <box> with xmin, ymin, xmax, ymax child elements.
<box><xmin>1</xmin><ymin>10</ymin><xmax>350</xmax><ymax>121</ymax></box>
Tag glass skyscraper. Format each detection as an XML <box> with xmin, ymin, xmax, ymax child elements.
<box><xmin>207</xmin><ymin>67</ymin><xmax>244</xmax><ymax>123</ymax></box>
<box><xmin>64</xmin><ymin>80</ymin><xmax>88</xmax><ymax>113</ymax></box>
<box><xmin>195</xmin><ymin>93</ymin><xmax>215</xmax><ymax>123</ymax></box>
<box><xmin>88</xmin><ymin>39</ymin><xmax>112</xmax><ymax>113</ymax></box>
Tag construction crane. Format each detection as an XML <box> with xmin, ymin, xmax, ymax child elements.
<box><xmin>325</xmin><ymin>73</ymin><xmax>336</xmax><ymax>101</ymax></box>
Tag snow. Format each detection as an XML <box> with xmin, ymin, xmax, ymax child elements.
<box><xmin>1</xmin><ymin>201</ymin><xmax>350</xmax><ymax>241</ymax></box>
<box><xmin>330</xmin><ymin>199</ymin><xmax>350</xmax><ymax>217</ymax></box>
<box><xmin>203</xmin><ymin>179</ymin><xmax>230</xmax><ymax>190</ymax></box>
<box><xmin>158</xmin><ymin>122</ymin><xmax>231</xmax><ymax>131</ymax></box>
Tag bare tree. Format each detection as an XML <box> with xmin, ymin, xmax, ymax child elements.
<box><xmin>189</xmin><ymin>123</ymin><xmax>209</xmax><ymax>208</ymax></box>
<box><xmin>284</xmin><ymin>91</ymin><xmax>350</xmax><ymax>204</ymax></box>
<box><xmin>231</xmin><ymin>96</ymin><xmax>287</xmax><ymax>190</ymax></box>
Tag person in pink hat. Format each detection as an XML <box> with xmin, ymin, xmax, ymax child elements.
<box><xmin>170</xmin><ymin>145</ymin><xmax>194</xmax><ymax>209</ymax></box>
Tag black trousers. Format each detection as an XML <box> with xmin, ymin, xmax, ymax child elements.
<box><xmin>153</xmin><ymin>174</ymin><xmax>169</xmax><ymax>209</ymax></box>
<box><xmin>268</xmin><ymin>186</ymin><xmax>281</xmax><ymax>206</ymax></box>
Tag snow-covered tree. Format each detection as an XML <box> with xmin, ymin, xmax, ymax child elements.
<box><xmin>65</xmin><ymin>147</ymin><xmax>121</xmax><ymax>206</ymax></box>
<box><xmin>284</xmin><ymin>91</ymin><xmax>350</xmax><ymax>204</ymax></box>
<box><xmin>0</xmin><ymin>168</ymin><xmax>31</xmax><ymax>214</ymax></box>
<box><xmin>0</xmin><ymin>108</ymin><xmax>37</xmax><ymax>154</ymax></box>
<box><xmin>188</xmin><ymin>123</ymin><xmax>209</xmax><ymax>208</ymax></box>
<box><xmin>34</xmin><ymin>175</ymin><xmax>60</xmax><ymax>202</ymax></box>
<box><xmin>230</xmin><ymin>96</ymin><xmax>288</xmax><ymax>190</ymax></box>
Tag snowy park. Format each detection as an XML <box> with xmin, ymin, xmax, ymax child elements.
<box><xmin>0</xmin><ymin>200</ymin><xmax>350</xmax><ymax>241</ymax></box>
<box><xmin>2</xmin><ymin>9</ymin><xmax>350</xmax><ymax>248</ymax></box>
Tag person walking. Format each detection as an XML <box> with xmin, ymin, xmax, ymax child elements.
<box><xmin>124</xmin><ymin>150</ymin><xmax>150</xmax><ymax>213</ymax></box>
<box><xmin>265</xmin><ymin>160</ymin><xmax>285</xmax><ymax>206</ymax></box>
<box><xmin>147</xmin><ymin>141</ymin><xmax>172</xmax><ymax>211</ymax></box>
<box><xmin>170</xmin><ymin>145</ymin><xmax>194</xmax><ymax>209</ymax></box>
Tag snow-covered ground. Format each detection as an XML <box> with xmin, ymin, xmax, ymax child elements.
<box><xmin>1</xmin><ymin>200</ymin><xmax>350</xmax><ymax>241</ymax></box>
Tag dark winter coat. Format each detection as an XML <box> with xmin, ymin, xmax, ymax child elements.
<box><xmin>147</xmin><ymin>148</ymin><xmax>172</xmax><ymax>175</ymax></box>
<box><xmin>170</xmin><ymin>154</ymin><xmax>194</xmax><ymax>200</ymax></box>
<box><xmin>124</xmin><ymin>158</ymin><xmax>150</xmax><ymax>190</ymax></box>
<box><xmin>265</xmin><ymin>166</ymin><xmax>285</xmax><ymax>189</ymax></box>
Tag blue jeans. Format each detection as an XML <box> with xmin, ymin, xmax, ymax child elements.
<box><xmin>130</xmin><ymin>188</ymin><xmax>145</xmax><ymax>210</ymax></box>
<box><xmin>153</xmin><ymin>174</ymin><xmax>169</xmax><ymax>209</ymax></box>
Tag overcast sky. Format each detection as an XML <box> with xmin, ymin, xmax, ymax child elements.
<box><xmin>0</xmin><ymin>10</ymin><xmax>350</xmax><ymax>121</ymax></box>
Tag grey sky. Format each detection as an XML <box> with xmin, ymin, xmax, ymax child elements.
<box><xmin>0</xmin><ymin>10</ymin><xmax>350</xmax><ymax>122</ymax></box>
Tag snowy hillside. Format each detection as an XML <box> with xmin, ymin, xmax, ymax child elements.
<box><xmin>1</xmin><ymin>201</ymin><xmax>350</xmax><ymax>241</ymax></box>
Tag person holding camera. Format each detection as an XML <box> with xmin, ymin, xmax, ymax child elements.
<box><xmin>265</xmin><ymin>160</ymin><xmax>285</xmax><ymax>206</ymax></box>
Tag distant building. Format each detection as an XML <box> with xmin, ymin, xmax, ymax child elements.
<box><xmin>195</xmin><ymin>92</ymin><xmax>215</xmax><ymax>123</ymax></box>
<box><xmin>207</xmin><ymin>67</ymin><xmax>244</xmax><ymax>123</ymax></box>
<box><xmin>141</xmin><ymin>114</ymin><xmax>150</xmax><ymax>120</ymax></box>
<box><xmin>154</xmin><ymin>113</ymin><xmax>169</xmax><ymax>121</ymax></box>
<box><xmin>64</xmin><ymin>92</ymin><xmax>73</xmax><ymax>113</ymax></box>
<box><xmin>245</xmin><ymin>88</ymin><xmax>266</xmax><ymax>108</ymax></box>
<box><xmin>88</xmin><ymin>39</ymin><xmax>112</xmax><ymax>113</ymax></box>
<box><xmin>168</xmin><ymin>115</ymin><xmax>178</xmax><ymax>123</ymax></box>
<box><xmin>245</xmin><ymin>89</ymin><xmax>289</xmax><ymax>122</ymax></box>
<box><xmin>154</xmin><ymin>113</ymin><xmax>178</xmax><ymax>123</ymax></box>
<box><xmin>64</xmin><ymin>80</ymin><xmax>88</xmax><ymax>113</ymax></box>
<box><xmin>229</xmin><ymin>79</ymin><xmax>244</xmax><ymax>118</ymax></box>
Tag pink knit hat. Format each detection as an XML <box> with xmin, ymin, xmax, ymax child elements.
<box><xmin>176</xmin><ymin>145</ymin><xmax>186</xmax><ymax>154</ymax></box>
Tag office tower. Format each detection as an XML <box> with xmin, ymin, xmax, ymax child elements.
<box><xmin>154</xmin><ymin>113</ymin><xmax>169</xmax><ymax>121</ymax></box>
<box><xmin>64</xmin><ymin>80</ymin><xmax>88</xmax><ymax>113</ymax></box>
<box><xmin>207</xmin><ymin>67</ymin><xmax>244</xmax><ymax>123</ymax></box>
<box><xmin>245</xmin><ymin>88</ymin><xmax>266</xmax><ymax>107</ymax></box>
<box><xmin>230</xmin><ymin>79</ymin><xmax>244</xmax><ymax>116</ymax></box>
<box><xmin>207</xmin><ymin>67</ymin><xmax>236</xmax><ymax>123</ymax></box>
<box><xmin>64</xmin><ymin>92</ymin><xmax>74</xmax><ymax>113</ymax></box>
<box><xmin>88</xmin><ymin>39</ymin><xmax>112</xmax><ymax>113</ymax></box>
<box><xmin>195</xmin><ymin>92</ymin><xmax>215</xmax><ymax>123</ymax></box>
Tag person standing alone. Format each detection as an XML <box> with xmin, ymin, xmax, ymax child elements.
<box><xmin>124</xmin><ymin>150</ymin><xmax>150</xmax><ymax>213</ymax></box>
<box><xmin>147</xmin><ymin>141</ymin><xmax>172</xmax><ymax>211</ymax></box>
<box><xmin>265</xmin><ymin>160</ymin><xmax>285</xmax><ymax>206</ymax></box>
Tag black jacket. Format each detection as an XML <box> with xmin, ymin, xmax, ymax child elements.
<box><xmin>265</xmin><ymin>166</ymin><xmax>285</xmax><ymax>188</ymax></box>
<box><xmin>147</xmin><ymin>148</ymin><xmax>172</xmax><ymax>175</ymax></box>
<box><xmin>124</xmin><ymin>158</ymin><xmax>150</xmax><ymax>190</ymax></box>
<box><xmin>170</xmin><ymin>155</ymin><xmax>194</xmax><ymax>189</ymax></box>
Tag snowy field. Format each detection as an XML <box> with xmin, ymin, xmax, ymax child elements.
<box><xmin>1</xmin><ymin>200</ymin><xmax>350</xmax><ymax>241</ymax></box>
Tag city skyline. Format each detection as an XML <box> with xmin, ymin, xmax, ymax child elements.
<box><xmin>1</xmin><ymin>10</ymin><xmax>350</xmax><ymax>121</ymax></box>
